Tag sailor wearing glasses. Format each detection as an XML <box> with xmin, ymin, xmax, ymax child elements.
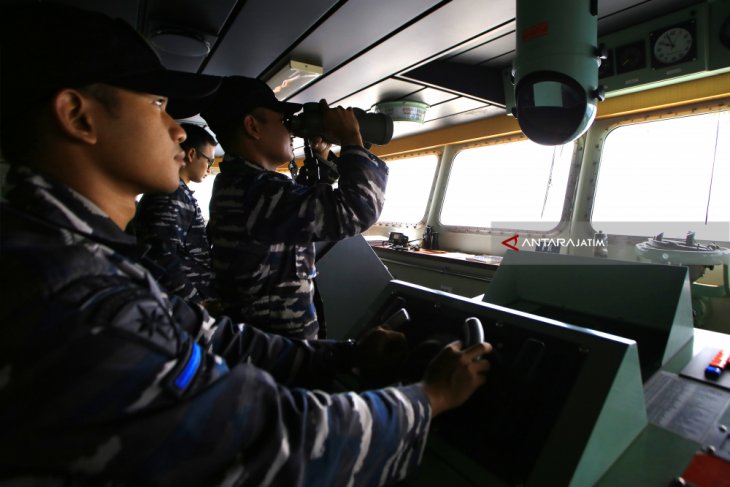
<box><xmin>134</xmin><ymin>123</ymin><xmax>219</xmax><ymax>305</ymax></box>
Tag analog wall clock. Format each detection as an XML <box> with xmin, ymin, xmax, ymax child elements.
<box><xmin>650</xmin><ymin>20</ymin><xmax>697</xmax><ymax>68</ymax></box>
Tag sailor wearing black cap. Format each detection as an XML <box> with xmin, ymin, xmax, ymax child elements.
<box><xmin>202</xmin><ymin>76</ymin><xmax>389</xmax><ymax>340</ymax></box>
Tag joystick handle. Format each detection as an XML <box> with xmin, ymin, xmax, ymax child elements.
<box><xmin>382</xmin><ymin>308</ymin><xmax>410</xmax><ymax>331</ymax></box>
<box><xmin>463</xmin><ymin>317</ymin><xmax>484</xmax><ymax>347</ymax></box>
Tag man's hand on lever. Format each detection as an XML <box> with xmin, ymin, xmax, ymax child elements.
<box><xmin>353</xmin><ymin>326</ymin><xmax>409</xmax><ymax>386</ymax></box>
<box><xmin>422</xmin><ymin>341</ymin><xmax>493</xmax><ymax>417</ymax></box>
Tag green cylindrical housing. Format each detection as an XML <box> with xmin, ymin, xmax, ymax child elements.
<box><xmin>514</xmin><ymin>0</ymin><xmax>600</xmax><ymax>145</ymax></box>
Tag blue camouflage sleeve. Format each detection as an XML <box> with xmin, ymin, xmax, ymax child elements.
<box><xmin>235</xmin><ymin>145</ymin><xmax>388</xmax><ymax>243</ymax></box>
<box><xmin>134</xmin><ymin>189</ymin><xmax>200</xmax><ymax>301</ymax></box>
<box><xmin>197</xmin><ymin>308</ymin><xmax>434</xmax><ymax>485</ymax></box>
<box><xmin>3</xmin><ymin>279</ymin><xmax>431</xmax><ymax>486</ymax></box>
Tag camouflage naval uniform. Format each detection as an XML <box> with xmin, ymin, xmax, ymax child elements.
<box><xmin>0</xmin><ymin>165</ymin><xmax>429</xmax><ymax>486</ymax></box>
<box><xmin>134</xmin><ymin>179</ymin><xmax>214</xmax><ymax>302</ymax></box>
<box><xmin>209</xmin><ymin>145</ymin><xmax>387</xmax><ymax>340</ymax></box>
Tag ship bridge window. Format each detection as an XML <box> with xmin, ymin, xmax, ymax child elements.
<box><xmin>592</xmin><ymin>110</ymin><xmax>730</xmax><ymax>241</ymax></box>
<box><xmin>440</xmin><ymin>139</ymin><xmax>574</xmax><ymax>231</ymax></box>
<box><xmin>377</xmin><ymin>153</ymin><xmax>439</xmax><ymax>225</ymax></box>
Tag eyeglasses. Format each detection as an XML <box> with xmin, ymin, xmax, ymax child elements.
<box><xmin>197</xmin><ymin>150</ymin><xmax>215</xmax><ymax>167</ymax></box>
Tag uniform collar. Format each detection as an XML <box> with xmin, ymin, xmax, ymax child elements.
<box><xmin>179</xmin><ymin>177</ymin><xmax>194</xmax><ymax>194</ymax></box>
<box><xmin>218</xmin><ymin>156</ymin><xmax>265</xmax><ymax>174</ymax></box>
<box><xmin>3</xmin><ymin>164</ymin><xmax>139</xmax><ymax>248</ymax></box>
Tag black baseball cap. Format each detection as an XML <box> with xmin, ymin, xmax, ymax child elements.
<box><xmin>200</xmin><ymin>76</ymin><xmax>302</xmax><ymax>136</ymax></box>
<box><xmin>0</xmin><ymin>3</ymin><xmax>220</xmax><ymax>118</ymax></box>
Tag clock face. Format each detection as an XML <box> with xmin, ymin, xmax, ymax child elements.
<box><xmin>651</xmin><ymin>22</ymin><xmax>696</xmax><ymax>68</ymax></box>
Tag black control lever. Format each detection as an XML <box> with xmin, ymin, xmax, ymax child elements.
<box><xmin>463</xmin><ymin>317</ymin><xmax>484</xmax><ymax>347</ymax></box>
<box><xmin>379</xmin><ymin>297</ymin><xmax>407</xmax><ymax>324</ymax></box>
<box><xmin>382</xmin><ymin>308</ymin><xmax>410</xmax><ymax>331</ymax></box>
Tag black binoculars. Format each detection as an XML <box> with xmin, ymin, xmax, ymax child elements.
<box><xmin>287</xmin><ymin>102</ymin><xmax>394</xmax><ymax>146</ymax></box>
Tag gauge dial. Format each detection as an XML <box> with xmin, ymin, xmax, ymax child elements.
<box><xmin>650</xmin><ymin>21</ymin><xmax>697</xmax><ymax>68</ymax></box>
<box><xmin>616</xmin><ymin>40</ymin><xmax>646</xmax><ymax>74</ymax></box>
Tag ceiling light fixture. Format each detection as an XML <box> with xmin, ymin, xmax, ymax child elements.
<box><xmin>266</xmin><ymin>60</ymin><xmax>323</xmax><ymax>100</ymax></box>
<box><xmin>150</xmin><ymin>29</ymin><xmax>211</xmax><ymax>57</ymax></box>
<box><xmin>373</xmin><ymin>100</ymin><xmax>429</xmax><ymax>123</ymax></box>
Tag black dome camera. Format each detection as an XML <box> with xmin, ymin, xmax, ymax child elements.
<box><xmin>513</xmin><ymin>0</ymin><xmax>604</xmax><ymax>145</ymax></box>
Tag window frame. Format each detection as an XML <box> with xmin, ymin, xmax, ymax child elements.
<box><xmin>436</xmin><ymin>133</ymin><xmax>582</xmax><ymax>238</ymax></box>
<box><xmin>585</xmin><ymin>99</ymin><xmax>730</xmax><ymax>240</ymax></box>
<box><xmin>376</xmin><ymin>150</ymin><xmax>442</xmax><ymax>227</ymax></box>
